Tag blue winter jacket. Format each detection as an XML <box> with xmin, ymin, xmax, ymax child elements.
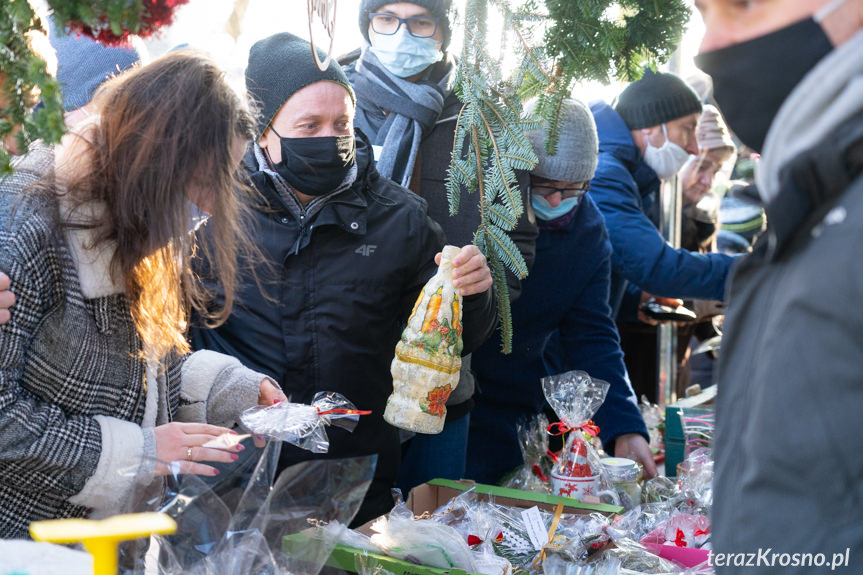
<box><xmin>471</xmin><ymin>195</ymin><xmax>648</xmax><ymax>452</ymax></box>
<box><xmin>589</xmin><ymin>102</ymin><xmax>734</xmax><ymax>319</ymax></box>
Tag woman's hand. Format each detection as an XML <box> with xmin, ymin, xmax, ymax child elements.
<box><xmin>0</xmin><ymin>272</ymin><xmax>15</xmax><ymax>325</ymax></box>
<box><xmin>153</xmin><ymin>422</ymin><xmax>243</xmax><ymax>476</ymax></box>
<box><xmin>259</xmin><ymin>377</ymin><xmax>287</xmax><ymax>405</ymax></box>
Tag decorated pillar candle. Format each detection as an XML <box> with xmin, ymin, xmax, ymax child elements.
<box><xmin>384</xmin><ymin>245</ymin><xmax>463</xmax><ymax>434</ymax></box>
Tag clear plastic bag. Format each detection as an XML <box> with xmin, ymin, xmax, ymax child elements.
<box><xmin>542</xmin><ymin>371</ymin><xmax>618</xmax><ymax>505</ymax></box>
<box><xmin>486</xmin><ymin>503</ymin><xmax>542</xmax><ymax>570</ymax></box>
<box><xmin>639</xmin><ymin>396</ymin><xmax>664</xmax><ymax>453</ymax></box>
<box><xmin>550</xmin><ymin>512</ymin><xmax>614</xmax><ymax>566</ymax></box>
<box><xmin>677</xmin><ymin>450</ymin><xmax>714</xmax><ymax>512</ymax></box>
<box><xmin>592</xmin><ymin>536</ymin><xmax>680</xmax><ymax>574</ymax></box>
<box><xmin>369</xmin><ymin>502</ymin><xmax>478</xmax><ymax>571</ymax></box>
<box><xmin>609</xmin><ymin>503</ymin><xmax>674</xmax><ymax>544</ymax></box>
<box><xmin>501</xmin><ymin>413</ymin><xmax>554</xmax><ymax>494</ymax></box>
<box><xmin>641</xmin><ymin>476</ymin><xmax>681</xmax><ymax>506</ymax></box>
<box><xmin>678</xmin><ymin>408</ymin><xmax>715</xmax><ymax>460</ymax></box>
<box><xmin>356</xmin><ymin>553</ymin><xmax>398</xmax><ymax>575</ymax></box>
<box><xmin>464</xmin><ymin>501</ymin><xmax>514</xmax><ymax>575</ymax></box>
<box><xmin>544</xmin><ymin>553</ymin><xmax>622</xmax><ymax>575</ymax></box>
<box><xmin>240</xmin><ymin>391</ymin><xmax>369</xmax><ymax>453</ymax></box>
<box><xmin>115</xmin><ymin>441</ymin><xmax>377</xmax><ymax>575</ymax></box>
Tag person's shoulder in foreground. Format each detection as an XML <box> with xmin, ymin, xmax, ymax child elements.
<box><xmin>696</xmin><ymin>0</ymin><xmax>863</xmax><ymax>571</ymax></box>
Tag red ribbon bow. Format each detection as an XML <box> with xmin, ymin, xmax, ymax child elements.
<box><xmin>546</xmin><ymin>419</ymin><xmax>600</xmax><ymax>438</ymax></box>
<box><xmin>316</xmin><ymin>408</ymin><xmax>372</xmax><ymax>416</ymax></box>
<box><xmin>532</xmin><ymin>464</ymin><xmax>550</xmax><ymax>482</ymax></box>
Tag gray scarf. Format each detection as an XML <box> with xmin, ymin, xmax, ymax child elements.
<box><xmin>758</xmin><ymin>30</ymin><xmax>863</xmax><ymax>203</ymax></box>
<box><xmin>352</xmin><ymin>46</ymin><xmax>455</xmax><ymax>188</ymax></box>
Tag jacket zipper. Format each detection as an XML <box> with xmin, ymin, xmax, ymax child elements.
<box><xmin>292</xmin><ymin>213</ymin><xmax>306</xmax><ymax>255</ymax></box>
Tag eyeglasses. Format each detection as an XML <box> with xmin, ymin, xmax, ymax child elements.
<box><xmin>369</xmin><ymin>12</ymin><xmax>440</xmax><ymax>38</ymax></box>
<box><xmin>531</xmin><ymin>182</ymin><xmax>590</xmax><ymax>200</ymax></box>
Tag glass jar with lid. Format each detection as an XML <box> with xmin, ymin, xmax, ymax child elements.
<box><xmin>600</xmin><ymin>457</ymin><xmax>641</xmax><ymax>510</ymax></box>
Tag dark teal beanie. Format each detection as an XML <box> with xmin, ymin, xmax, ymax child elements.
<box><xmin>245</xmin><ymin>32</ymin><xmax>355</xmax><ymax>138</ymax></box>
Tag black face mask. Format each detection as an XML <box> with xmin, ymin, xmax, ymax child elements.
<box><xmin>267</xmin><ymin>128</ymin><xmax>356</xmax><ymax>196</ymax></box>
<box><xmin>695</xmin><ymin>18</ymin><xmax>833</xmax><ymax>153</ymax></box>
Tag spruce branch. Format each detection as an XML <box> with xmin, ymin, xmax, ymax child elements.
<box><xmin>1</xmin><ymin>0</ymin><xmax>65</xmax><ymax>174</ymax></box>
<box><xmin>449</xmin><ymin>0</ymin><xmax>691</xmax><ymax>353</ymax></box>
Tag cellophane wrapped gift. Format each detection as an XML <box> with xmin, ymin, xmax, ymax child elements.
<box><xmin>116</xmin><ymin>442</ymin><xmax>376</xmax><ymax>575</ymax></box>
<box><xmin>240</xmin><ymin>391</ymin><xmax>369</xmax><ymax>453</ymax></box>
<box><xmin>501</xmin><ymin>413</ymin><xmax>554</xmax><ymax>494</ymax></box>
<box><xmin>385</xmin><ymin>245</ymin><xmax>463</xmax><ymax>434</ymax></box>
<box><xmin>433</xmin><ymin>491</ymin><xmax>513</xmax><ymax>575</ymax></box>
<box><xmin>542</xmin><ymin>371</ymin><xmax>615</xmax><ymax>504</ymax></box>
<box><xmin>370</xmin><ymin>502</ymin><xmax>478</xmax><ymax>572</ymax></box>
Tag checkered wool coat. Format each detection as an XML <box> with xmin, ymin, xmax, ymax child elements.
<box><xmin>0</xmin><ymin>146</ymin><xmax>268</xmax><ymax>538</ymax></box>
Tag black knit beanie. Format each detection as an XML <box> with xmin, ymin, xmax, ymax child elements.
<box><xmin>359</xmin><ymin>0</ymin><xmax>453</xmax><ymax>51</ymax></box>
<box><xmin>245</xmin><ymin>32</ymin><xmax>355</xmax><ymax>138</ymax></box>
<box><xmin>615</xmin><ymin>69</ymin><xmax>702</xmax><ymax>130</ymax></box>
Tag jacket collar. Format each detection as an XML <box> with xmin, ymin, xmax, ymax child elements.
<box><xmin>764</xmin><ymin>113</ymin><xmax>863</xmax><ymax>259</ymax></box>
<box><xmin>244</xmin><ymin>132</ymin><xmax>379</xmax><ymax>238</ymax></box>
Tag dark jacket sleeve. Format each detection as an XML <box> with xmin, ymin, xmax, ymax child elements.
<box><xmin>591</xmin><ymin>155</ymin><xmax>734</xmax><ymax>302</ymax></box>
<box><xmin>506</xmin><ymin>170</ymin><xmax>539</xmax><ymax>302</ymax></box>
<box><xmin>618</xmin><ymin>281</ymin><xmax>645</xmax><ymax>323</ymax></box>
<box><xmin>556</xmin><ymin>235</ymin><xmax>649</xmax><ymax>452</ymax></box>
<box><xmin>461</xmin><ymin>289</ymin><xmax>497</xmax><ymax>356</ymax></box>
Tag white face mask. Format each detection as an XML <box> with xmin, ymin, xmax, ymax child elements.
<box><xmin>643</xmin><ymin>124</ymin><xmax>691</xmax><ymax>180</ymax></box>
<box><xmin>370</xmin><ymin>29</ymin><xmax>443</xmax><ymax>78</ymax></box>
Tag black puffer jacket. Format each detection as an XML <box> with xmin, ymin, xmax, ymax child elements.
<box><xmin>190</xmin><ymin>134</ymin><xmax>496</xmax><ymax>525</ymax></box>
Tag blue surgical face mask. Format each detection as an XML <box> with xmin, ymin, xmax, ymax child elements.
<box><xmin>531</xmin><ymin>193</ymin><xmax>580</xmax><ymax>221</ymax></box>
<box><xmin>370</xmin><ymin>29</ymin><xmax>443</xmax><ymax>78</ymax></box>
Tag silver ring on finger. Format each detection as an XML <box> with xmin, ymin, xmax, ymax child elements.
<box><xmin>186</xmin><ymin>446</ymin><xmax>194</xmax><ymax>461</ymax></box>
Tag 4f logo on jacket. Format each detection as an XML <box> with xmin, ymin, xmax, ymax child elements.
<box><xmin>355</xmin><ymin>244</ymin><xmax>377</xmax><ymax>256</ymax></box>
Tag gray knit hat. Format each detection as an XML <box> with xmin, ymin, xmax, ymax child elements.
<box><xmin>359</xmin><ymin>0</ymin><xmax>453</xmax><ymax>51</ymax></box>
<box><xmin>49</xmin><ymin>19</ymin><xmax>144</xmax><ymax>112</ymax></box>
<box><xmin>245</xmin><ymin>32</ymin><xmax>355</xmax><ymax>138</ymax></box>
<box><xmin>615</xmin><ymin>69</ymin><xmax>702</xmax><ymax>130</ymax></box>
<box><xmin>524</xmin><ymin>98</ymin><xmax>598</xmax><ymax>183</ymax></box>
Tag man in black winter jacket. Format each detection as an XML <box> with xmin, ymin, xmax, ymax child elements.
<box><xmin>190</xmin><ymin>32</ymin><xmax>496</xmax><ymax>526</ymax></box>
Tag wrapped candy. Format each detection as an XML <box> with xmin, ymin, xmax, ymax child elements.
<box><xmin>542</xmin><ymin>372</ymin><xmax>617</xmax><ymax>505</ymax></box>
<box><xmin>240</xmin><ymin>391</ymin><xmax>369</xmax><ymax>453</ymax></box>
<box><xmin>385</xmin><ymin>245</ymin><xmax>464</xmax><ymax>434</ymax></box>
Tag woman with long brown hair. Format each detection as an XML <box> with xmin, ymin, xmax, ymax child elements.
<box><xmin>0</xmin><ymin>51</ymin><xmax>285</xmax><ymax>538</ymax></box>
